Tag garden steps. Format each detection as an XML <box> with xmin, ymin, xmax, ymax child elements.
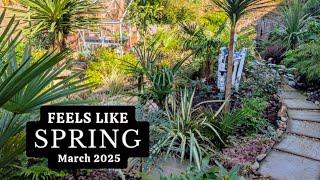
<box><xmin>259</xmin><ymin>150</ymin><xmax>320</xmax><ymax>180</ymax></box>
<box><xmin>274</xmin><ymin>134</ymin><xmax>320</xmax><ymax>161</ymax></box>
<box><xmin>283</xmin><ymin>99</ymin><xmax>320</xmax><ymax>110</ymax></box>
<box><xmin>259</xmin><ymin>87</ymin><xmax>320</xmax><ymax>179</ymax></box>
<box><xmin>279</xmin><ymin>91</ymin><xmax>306</xmax><ymax>99</ymax></box>
<box><xmin>287</xmin><ymin>109</ymin><xmax>320</xmax><ymax>123</ymax></box>
<box><xmin>288</xmin><ymin>119</ymin><xmax>320</xmax><ymax>139</ymax></box>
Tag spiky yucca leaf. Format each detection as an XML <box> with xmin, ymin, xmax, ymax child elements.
<box><xmin>0</xmin><ymin>10</ymin><xmax>93</xmax><ymax>168</ymax></box>
<box><xmin>153</xmin><ymin>88</ymin><xmax>226</xmax><ymax>170</ymax></box>
<box><xmin>8</xmin><ymin>0</ymin><xmax>101</xmax><ymax>49</ymax></box>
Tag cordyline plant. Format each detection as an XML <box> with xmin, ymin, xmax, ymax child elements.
<box><xmin>211</xmin><ymin>0</ymin><xmax>278</xmax><ymax>111</ymax></box>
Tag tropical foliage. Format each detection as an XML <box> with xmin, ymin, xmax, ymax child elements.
<box><xmin>1</xmin><ymin>0</ymin><xmax>313</xmax><ymax>179</ymax></box>
<box><xmin>0</xmin><ymin>10</ymin><xmax>91</xmax><ymax>168</ymax></box>
<box><xmin>153</xmin><ymin>88</ymin><xmax>226</xmax><ymax>170</ymax></box>
<box><xmin>12</xmin><ymin>0</ymin><xmax>100</xmax><ymax>50</ymax></box>
<box><xmin>161</xmin><ymin>158</ymin><xmax>243</xmax><ymax>180</ymax></box>
<box><xmin>211</xmin><ymin>0</ymin><xmax>277</xmax><ymax>111</ymax></box>
<box><xmin>180</xmin><ymin>13</ymin><xmax>228</xmax><ymax>79</ymax></box>
<box><xmin>284</xmin><ymin>41</ymin><xmax>320</xmax><ymax>82</ymax></box>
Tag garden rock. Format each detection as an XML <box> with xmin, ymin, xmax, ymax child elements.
<box><xmin>288</xmin><ymin>80</ymin><xmax>295</xmax><ymax>87</ymax></box>
<box><xmin>256</xmin><ymin>154</ymin><xmax>266</xmax><ymax>161</ymax></box>
<box><xmin>251</xmin><ymin>162</ymin><xmax>259</xmax><ymax>171</ymax></box>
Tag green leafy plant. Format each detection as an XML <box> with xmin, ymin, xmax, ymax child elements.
<box><xmin>270</xmin><ymin>0</ymin><xmax>312</xmax><ymax>49</ymax></box>
<box><xmin>124</xmin><ymin>37</ymin><xmax>187</xmax><ymax>105</ymax></box>
<box><xmin>147</xmin><ymin>60</ymin><xmax>185</xmax><ymax>106</ymax></box>
<box><xmin>153</xmin><ymin>88</ymin><xmax>226</xmax><ymax>170</ymax></box>
<box><xmin>180</xmin><ymin>15</ymin><xmax>227</xmax><ymax>79</ymax></box>
<box><xmin>211</xmin><ymin>0</ymin><xmax>276</xmax><ymax>111</ymax></box>
<box><xmin>86</xmin><ymin>48</ymin><xmax>136</xmax><ymax>95</ymax></box>
<box><xmin>160</xmin><ymin>158</ymin><xmax>243</xmax><ymax>180</ymax></box>
<box><xmin>124</xmin><ymin>37</ymin><xmax>161</xmax><ymax>92</ymax></box>
<box><xmin>226</xmin><ymin>97</ymin><xmax>268</xmax><ymax>134</ymax></box>
<box><xmin>14</xmin><ymin>159</ymin><xmax>66</xmax><ymax>180</ymax></box>
<box><xmin>128</xmin><ymin>0</ymin><xmax>164</xmax><ymax>35</ymax></box>
<box><xmin>284</xmin><ymin>41</ymin><xmax>320</xmax><ymax>82</ymax></box>
<box><xmin>0</xmin><ymin>10</ymin><xmax>91</xmax><ymax>168</ymax></box>
<box><xmin>12</xmin><ymin>0</ymin><xmax>100</xmax><ymax>50</ymax></box>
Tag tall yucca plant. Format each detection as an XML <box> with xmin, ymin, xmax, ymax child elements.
<box><xmin>211</xmin><ymin>0</ymin><xmax>277</xmax><ymax>111</ymax></box>
<box><xmin>279</xmin><ymin>0</ymin><xmax>312</xmax><ymax>49</ymax></box>
<box><xmin>10</xmin><ymin>0</ymin><xmax>100</xmax><ymax>51</ymax></box>
<box><xmin>0</xmin><ymin>10</ymin><xmax>92</xmax><ymax>167</ymax></box>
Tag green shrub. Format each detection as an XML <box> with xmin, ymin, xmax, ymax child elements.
<box><xmin>203</xmin><ymin>109</ymin><xmax>238</xmax><ymax>147</ymax></box>
<box><xmin>242</xmin><ymin>61</ymin><xmax>280</xmax><ymax>99</ymax></box>
<box><xmin>284</xmin><ymin>41</ymin><xmax>320</xmax><ymax>82</ymax></box>
<box><xmin>226</xmin><ymin>97</ymin><xmax>268</xmax><ymax>135</ymax></box>
<box><xmin>124</xmin><ymin>37</ymin><xmax>186</xmax><ymax>106</ymax></box>
<box><xmin>17</xmin><ymin>163</ymin><xmax>66</xmax><ymax>180</ymax></box>
<box><xmin>86</xmin><ymin>48</ymin><xmax>137</xmax><ymax>93</ymax></box>
<box><xmin>160</xmin><ymin>158</ymin><xmax>243</xmax><ymax>180</ymax></box>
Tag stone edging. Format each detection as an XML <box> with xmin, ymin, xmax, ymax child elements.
<box><xmin>254</xmin><ymin>94</ymin><xmax>288</xmax><ymax>177</ymax></box>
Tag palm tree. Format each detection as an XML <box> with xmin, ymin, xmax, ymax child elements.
<box><xmin>211</xmin><ymin>0</ymin><xmax>277</xmax><ymax>111</ymax></box>
<box><xmin>11</xmin><ymin>0</ymin><xmax>100</xmax><ymax>51</ymax></box>
<box><xmin>180</xmin><ymin>15</ymin><xmax>227</xmax><ymax>80</ymax></box>
<box><xmin>0</xmin><ymin>10</ymin><xmax>93</xmax><ymax>167</ymax></box>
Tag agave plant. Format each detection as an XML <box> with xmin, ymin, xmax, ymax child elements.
<box><xmin>9</xmin><ymin>0</ymin><xmax>100</xmax><ymax>51</ymax></box>
<box><xmin>153</xmin><ymin>88</ymin><xmax>226</xmax><ymax>170</ymax></box>
<box><xmin>0</xmin><ymin>10</ymin><xmax>92</xmax><ymax>168</ymax></box>
<box><xmin>146</xmin><ymin>59</ymin><xmax>185</xmax><ymax>106</ymax></box>
<box><xmin>124</xmin><ymin>36</ymin><xmax>189</xmax><ymax>105</ymax></box>
<box><xmin>211</xmin><ymin>0</ymin><xmax>276</xmax><ymax>111</ymax></box>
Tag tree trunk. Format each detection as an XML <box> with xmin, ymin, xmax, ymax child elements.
<box><xmin>224</xmin><ymin>25</ymin><xmax>236</xmax><ymax>111</ymax></box>
<box><xmin>59</xmin><ymin>34</ymin><xmax>68</xmax><ymax>52</ymax></box>
<box><xmin>201</xmin><ymin>58</ymin><xmax>212</xmax><ymax>80</ymax></box>
<box><xmin>57</xmin><ymin>34</ymin><xmax>68</xmax><ymax>66</ymax></box>
<box><xmin>138</xmin><ymin>73</ymin><xmax>143</xmax><ymax>92</ymax></box>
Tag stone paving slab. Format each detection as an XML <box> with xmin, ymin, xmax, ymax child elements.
<box><xmin>288</xmin><ymin>119</ymin><xmax>320</xmax><ymax>139</ymax></box>
<box><xmin>288</xmin><ymin>110</ymin><xmax>320</xmax><ymax>122</ymax></box>
<box><xmin>275</xmin><ymin>134</ymin><xmax>320</xmax><ymax>161</ymax></box>
<box><xmin>279</xmin><ymin>91</ymin><xmax>306</xmax><ymax>99</ymax></box>
<box><xmin>280</xmin><ymin>85</ymin><xmax>297</xmax><ymax>92</ymax></box>
<box><xmin>284</xmin><ymin>99</ymin><xmax>320</xmax><ymax>110</ymax></box>
<box><xmin>259</xmin><ymin>150</ymin><xmax>320</xmax><ymax>180</ymax></box>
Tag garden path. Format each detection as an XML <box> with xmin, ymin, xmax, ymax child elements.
<box><xmin>259</xmin><ymin>86</ymin><xmax>320</xmax><ymax>180</ymax></box>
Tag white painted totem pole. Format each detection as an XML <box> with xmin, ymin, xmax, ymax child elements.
<box><xmin>217</xmin><ymin>47</ymin><xmax>247</xmax><ymax>92</ymax></box>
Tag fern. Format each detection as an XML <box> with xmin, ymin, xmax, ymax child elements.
<box><xmin>16</xmin><ymin>163</ymin><xmax>66</xmax><ymax>180</ymax></box>
<box><xmin>284</xmin><ymin>41</ymin><xmax>320</xmax><ymax>82</ymax></box>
